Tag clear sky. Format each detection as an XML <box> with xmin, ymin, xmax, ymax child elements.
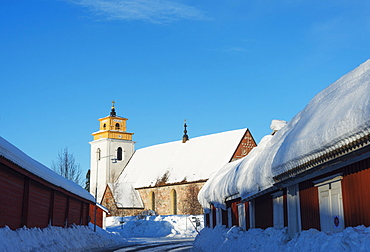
<box><xmin>1</xmin><ymin>0</ymin><xmax>369</xmax><ymax>183</ymax></box>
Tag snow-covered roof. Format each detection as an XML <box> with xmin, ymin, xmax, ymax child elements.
<box><xmin>199</xmin><ymin>59</ymin><xmax>370</xmax><ymax>210</ymax></box>
<box><xmin>117</xmin><ymin>128</ymin><xmax>249</xmax><ymax>189</ymax></box>
<box><xmin>0</xmin><ymin>136</ymin><xmax>95</xmax><ymax>202</ymax></box>
<box><xmin>108</xmin><ymin>183</ymin><xmax>144</xmax><ymax>208</ymax></box>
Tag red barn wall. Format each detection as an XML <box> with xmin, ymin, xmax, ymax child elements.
<box><xmin>89</xmin><ymin>204</ymin><xmax>104</xmax><ymax>228</ymax></box>
<box><xmin>27</xmin><ymin>180</ymin><xmax>52</xmax><ymax>228</ymax></box>
<box><xmin>53</xmin><ymin>192</ymin><xmax>68</xmax><ymax>227</ymax></box>
<box><xmin>254</xmin><ymin>194</ymin><xmax>273</xmax><ymax>229</ymax></box>
<box><xmin>298</xmin><ymin>157</ymin><xmax>370</xmax><ymax>231</ymax></box>
<box><xmin>342</xmin><ymin>158</ymin><xmax>370</xmax><ymax>227</ymax></box>
<box><xmin>0</xmin><ymin>163</ymin><xmax>24</xmax><ymax>230</ymax></box>
<box><xmin>231</xmin><ymin>201</ymin><xmax>240</xmax><ymax>227</ymax></box>
<box><xmin>0</xmin><ymin>157</ymin><xmax>93</xmax><ymax>230</ymax></box>
<box><xmin>244</xmin><ymin>202</ymin><xmax>250</xmax><ymax>230</ymax></box>
<box><xmin>299</xmin><ymin>180</ymin><xmax>320</xmax><ymax>230</ymax></box>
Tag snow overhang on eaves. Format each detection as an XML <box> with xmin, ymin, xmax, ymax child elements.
<box><xmin>273</xmin><ymin>133</ymin><xmax>370</xmax><ymax>183</ymax></box>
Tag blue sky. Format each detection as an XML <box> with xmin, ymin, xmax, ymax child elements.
<box><xmin>1</xmin><ymin>0</ymin><xmax>369</xmax><ymax>183</ymax></box>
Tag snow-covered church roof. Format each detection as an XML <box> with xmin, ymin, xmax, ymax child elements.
<box><xmin>0</xmin><ymin>136</ymin><xmax>95</xmax><ymax>202</ymax></box>
<box><xmin>198</xmin><ymin>59</ymin><xmax>370</xmax><ymax>210</ymax></box>
<box><xmin>117</xmin><ymin>128</ymin><xmax>250</xmax><ymax>189</ymax></box>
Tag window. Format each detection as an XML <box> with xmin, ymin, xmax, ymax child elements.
<box><xmin>115</xmin><ymin>123</ymin><xmax>120</xmax><ymax>130</ymax></box>
<box><xmin>103</xmin><ymin>124</ymin><xmax>106</xmax><ymax>130</ymax></box>
<box><xmin>96</xmin><ymin>148</ymin><xmax>101</xmax><ymax>161</ymax></box>
<box><xmin>170</xmin><ymin>189</ymin><xmax>177</xmax><ymax>214</ymax></box>
<box><xmin>117</xmin><ymin>147</ymin><xmax>122</xmax><ymax>161</ymax></box>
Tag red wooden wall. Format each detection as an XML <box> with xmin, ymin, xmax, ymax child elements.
<box><xmin>254</xmin><ymin>193</ymin><xmax>273</xmax><ymax>229</ymax></box>
<box><xmin>222</xmin><ymin>209</ymin><xmax>228</xmax><ymax>226</ymax></box>
<box><xmin>89</xmin><ymin>204</ymin><xmax>104</xmax><ymax>228</ymax></box>
<box><xmin>230</xmin><ymin>201</ymin><xmax>240</xmax><ymax>227</ymax></box>
<box><xmin>299</xmin><ymin>180</ymin><xmax>320</xmax><ymax>230</ymax></box>
<box><xmin>342</xmin><ymin>158</ymin><xmax>370</xmax><ymax>227</ymax></box>
<box><xmin>0</xmin><ymin>158</ymin><xmax>92</xmax><ymax>230</ymax></box>
<box><xmin>0</xmin><ymin>164</ymin><xmax>24</xmax><ymax>230</ymax></box>
<box><xmin>244</xmin><ymin>201</ymin><xmax>250</xmax><ymax>230</ymax></box>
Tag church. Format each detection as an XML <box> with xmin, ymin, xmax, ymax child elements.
<box><xmin>90</xmin><ymin>102</ymin><xmax>256</xmax><ymax>216</ymax></box>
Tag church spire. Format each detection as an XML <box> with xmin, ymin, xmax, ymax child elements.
<box><xmin>110</xmin><ymin>100</ymin><xmax>116</xmax><ymax>117</ymax></box>
<box><xmin>182</xmin><ymin>120</ymin><xmax>189</xmax><ymax>143</ymax></box>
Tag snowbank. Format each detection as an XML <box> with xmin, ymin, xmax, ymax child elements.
<box><xmin>198</xmin><ymin>59</ymin><xmax>370</xmax><ymax>210</ymax></box>
<box><xmin>106</xmin><ymin>215</ymin><xmax>204</xmax><ymax>238</ymax></box>
<box><xmin>0</xmin><ymin>224</ymin><xmax>126</xmax><ymax>252</ymax></box>
<box><xmin>193</xmin><ymin>225</ymin><xmax>370</xmax><ymax>252</ymax></box>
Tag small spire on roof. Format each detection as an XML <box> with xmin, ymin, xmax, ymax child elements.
<box><xmin>110</xmin><ymin>100</ymin><xmax>116</xmax><ymax>117</ymax></box>
<box><xmin>182</xmin><ymin>119</ymin><xmax>189</xmax><ymax>143</ymax></box>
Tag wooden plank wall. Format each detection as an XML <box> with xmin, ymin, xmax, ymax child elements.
<box><xmin>0</xmin><ymin>164</ymin><xmax>24</xmax><ymax>229</ymax></box>
<box><xmin>254</xmin><ymin>193</ymin><xmax>273</xmax><ymax>229</ymax></box>
<box><xmin>244</xmin><ymin>201</ymin><xmax>250</xmax><ymax>230</ymax></box>
<box><xmin>231</xmin><ymin>201</ymin><xmax>240</xmax><ymax>227</ymax></box>
<box><xmin>89</xmin><ymin>204</ymin><xmax>104</xmax><ymax>228</ymax></box>
<box><xmin>0</xmin><ymin>159</ymin><xmax>91</xmax><ymax>230</ymax></box>
<box><xmin>299</xmin><ymin>180</ymin><xmax>320</xmax><ymax>230</ymax></box>
<box><xmin>342</xmin><ymin>158</ymin><xmax>370</xmax><ymax>227</ymax></box>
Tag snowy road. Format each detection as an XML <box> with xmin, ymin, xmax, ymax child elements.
<box><xmin>106</xmin><ymin>237</ymin><xmax>194</xmax><ymax>252</ymax></box>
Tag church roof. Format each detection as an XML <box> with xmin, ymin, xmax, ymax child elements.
<box><xmin>198</xmin><ymin>59</ymin><xmax>370</xmax><ymax>211</ymax></box>
<box><xmin>117</xmin><ymin>128</ymin><xmax>250</xmax><ymax>189</ymax></box>
<box><xmin>107</xmin><ymin>183</ymin><xmax>144</xmax><ymax>208</ymax></box>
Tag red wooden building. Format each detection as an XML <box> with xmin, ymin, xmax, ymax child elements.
<box><xmin>0</xmin><ymin>137</ymin><xmax>95</xmax><ymax>230</ymax></box>
<box><xmin>201</xmin><ymin>60</ymin><xmax>370</xmax><ymax>237</ymax></box>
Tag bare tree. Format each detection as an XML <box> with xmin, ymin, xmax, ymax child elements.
<box><xmin>52</xmin><ymin>147</ymin><xmax>82</xmax><ymax>186</ymax></box>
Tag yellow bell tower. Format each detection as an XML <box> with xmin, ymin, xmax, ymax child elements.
<box><xmin>92</xmin><ymin>101</ymin><xmax>134</xmax><ymax>141</ymax></box>
<box><xmin>90</xmin><ymin>101</ymin><xmax>135</xmax><ymax>203</ymax></box>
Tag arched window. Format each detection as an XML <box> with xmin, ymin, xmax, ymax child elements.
<box><xmin>117</xmin><ymin>147</ymin><xmax>122</xmax><ymax>161</ymax></box>
<box><xmin>115</xmin><ymin>123</ymin><xmax>120</xmax><ymax>130</ymax></box>
<box><xmin>96</xmin><ymin>148</ymin><xmax>101</xmax><ymax>161</ymax></box>
<box><xmin>150</xmin><ymin>191</ymin><xmax>156</xmax><ymax>211</ymax></box>
<box><xmin>170</xmin><ymin>189</ymin><xmax>177</xmax><ymax>215</ymax></box>
<box><xmin>103</xmin><ymin>124</ymin><xmax>106</xmax><ymax>130</ymax></box>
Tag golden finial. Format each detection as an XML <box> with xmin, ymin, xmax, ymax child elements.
<box><xmin>111</xmin><ymin>100</ymin><xmax>115</xmax><ymax>109</ymax></box>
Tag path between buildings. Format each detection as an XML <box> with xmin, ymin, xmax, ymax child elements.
<box><xmin>104</xmin><ymin>237</ymin><xmax>194</xmax><ymax>252</ymax></box>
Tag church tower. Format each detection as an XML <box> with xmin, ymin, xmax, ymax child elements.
<box><xmin>90</xmin><ymin>101</ymin><xmax>135</xmax><ymax>203</ymax></box>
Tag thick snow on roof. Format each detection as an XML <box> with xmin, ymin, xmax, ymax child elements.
<box><xmin>117</xmin><ymin>128</ymin><xmax>249</xmax><ymax>189</ymax></box>
<box><xmin>199</xmin><ymin>59</ymin><xmax>370</xmax><ymax>210</ymax></box>
<box><xmin>0</xmin><ymin>136</ymin><xmax>94</xmax><ymax>202</ymax></box>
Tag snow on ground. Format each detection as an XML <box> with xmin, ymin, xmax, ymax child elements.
<box><xmin>193</xmin><ymin>225</ymin><xmax>370</xmax><ymax>252</ymax></box>
<box><xmin>0</xmin><ymin>224</ymin><xmax>126</xmax><ymax>252</ymax></box>
<box><xmin>106</xmin><ymin>215</ymin><xmax>204</xmax><ymax>238</ymax></box>
<box><xmin>0</xmin><ymin>215</ymin><xmax>203</xmax><ymax>251</ymax></box>
<box><xmin>2</xmin><ymin>214</ymin><xmax>370</xmax><ymax>251</ymax></box>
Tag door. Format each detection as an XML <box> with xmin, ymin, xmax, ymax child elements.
<box><xmin>318</xmin><ymin>180</ymin><xmax>345</xmax><ymax>232</ymax></box>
